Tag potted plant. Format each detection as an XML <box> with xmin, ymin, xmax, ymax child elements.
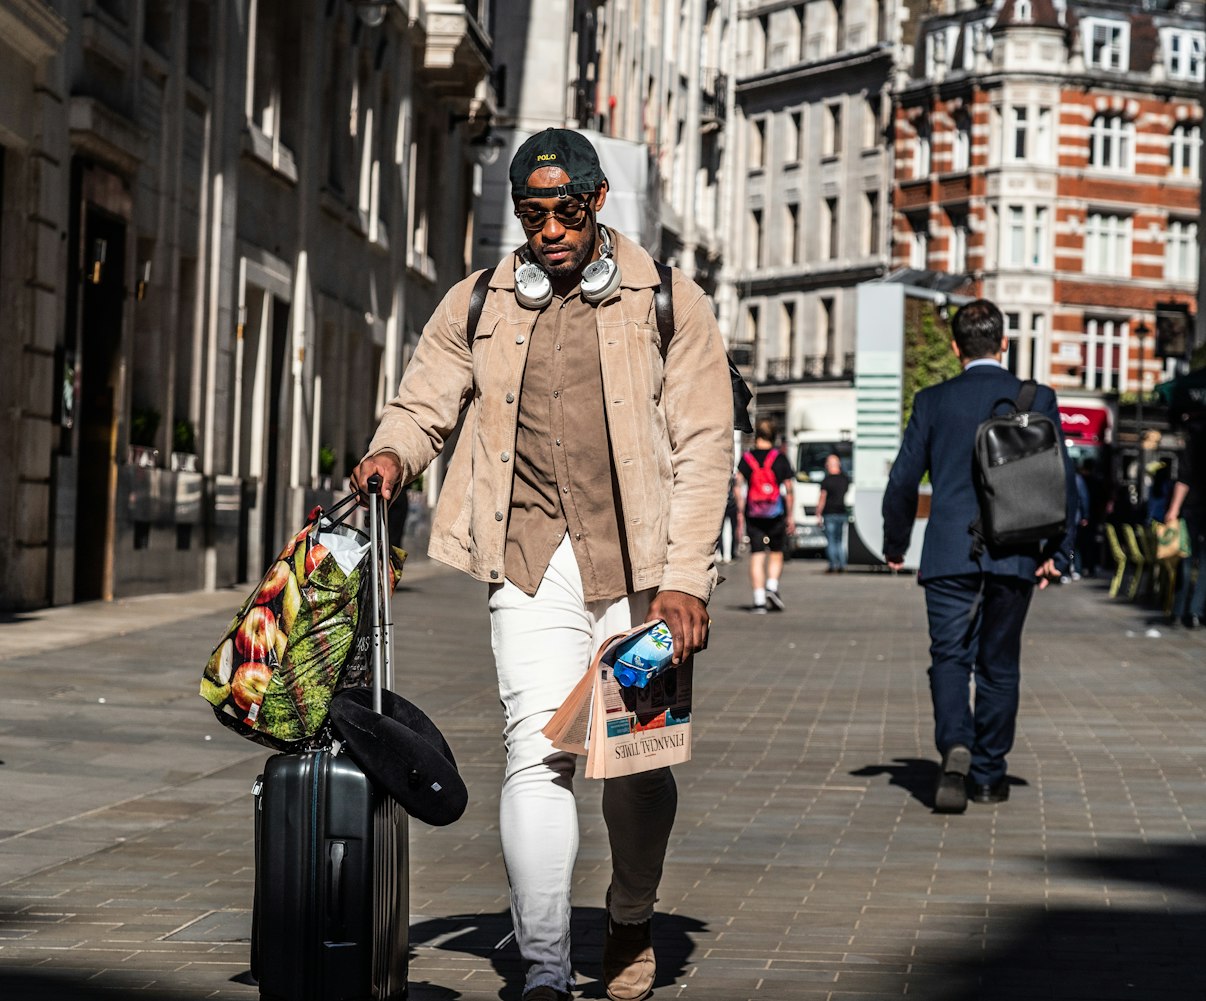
<box><xmin>171</xmin><ymin>419</ymin><xmax>199</xmax><ymax>472</ymax></box>
<box><xmin>318</xmin><ymin>444</ymin><xmax>337</xmax><ymax>489</ymax></box>
<box><xmin>128</xmin><ymin>405</ymin><xmax>161</xmax><ymax>467</ymax></box>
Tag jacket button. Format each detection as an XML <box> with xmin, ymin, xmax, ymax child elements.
<box><xmin>495</xmin><ymin>511</ymin><xmax>504</xmax><ymax>521</ymax></box>
<box><xmin>553</xmin><ymin>390</ymin><xmax>560</xmax><ymax>398</ymax></box>
<box><xmin>490</xmin><ymin>570</ymin><xmax>499</xmax><ymax>579</ymax></box>
<box><xmin>501</xmin><ymin>451</ymin><xmax>510</xmax><ymax>462</ymax></box>
<box><xmin>506</xmin><ymin>392</ymin><xmax>515</xmax><ymax>403</ymax></box>
<box><xmin>516</xmin><ymin>334</ymin><xmax>525</xmax><ymax>344</ymax></box>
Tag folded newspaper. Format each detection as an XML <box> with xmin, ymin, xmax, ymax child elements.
<box><xmin>543</xmin><ymin>621</ymin><xmax>693</xmax><ymax>778</ymax></box>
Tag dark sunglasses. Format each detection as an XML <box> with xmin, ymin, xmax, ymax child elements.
<box><xmin>514</xmin><ymin>197</ymin><xmax>593</xmax><ymax>231</ymax></box>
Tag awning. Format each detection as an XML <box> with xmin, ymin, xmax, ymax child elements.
<box><xmin>1059</xmin><ymin>405</ymin><xmax>1111</xmax><ymax>444</ymax></box>
<box><xmin>1154</xmin><ymin>366</ymin><xmax>1206</xmax><ymax>417</ymax></box>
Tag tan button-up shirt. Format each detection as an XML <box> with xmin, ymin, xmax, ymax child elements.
<box><xmin>506</xmin><ymin>289</ymin><xmax>630</xmax><ymax>601</ymax></box>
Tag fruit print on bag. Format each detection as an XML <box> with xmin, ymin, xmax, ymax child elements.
<box><xmin>200</xmin><ymin>503</ymin><xmax>404</xmax><ymax>751</ymax></box>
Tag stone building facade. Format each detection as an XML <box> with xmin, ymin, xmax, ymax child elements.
<box><xmin>723</xmin><ymin>0</ymin><xmax>907</xmax><ymax>439</ymax></box>
<box><xmin>0</xmin><ymin>0</ymin><xmax>492</xmax><ymax>610</ymax></box>
<box><xmin>473</xmin><ymin>1</ymin><xmax>735</xmax><ymax>294</ymax></box>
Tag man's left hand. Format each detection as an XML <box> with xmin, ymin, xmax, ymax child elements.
<box><xmin>648</xmin><ymin>590</ymin><xmax>709</xmax><ymax>665</ymax></box>
<box><xmin>1035</xmin><ymin>558</ymin><xmax>1059</xmax><ymax>590</ymax></box>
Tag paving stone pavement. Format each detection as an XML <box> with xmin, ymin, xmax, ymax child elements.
<box><xmin>1</xmin><ymin>559</ymin><xmax>1205</xmax><ymax>1001</ymax></box>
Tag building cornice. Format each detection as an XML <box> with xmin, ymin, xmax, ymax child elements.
<box><xmin>0</xmin><ymin>0</ymin><xmax>67</xmax><ymax>63</ymax></box>
<box><xmin>736</xmin><ymin>45</ymin><xmax>895</xmax><ymax>96</ymax></box>
<box><xmin>896</xmin><ymin>69</ymin><xmax>1205</xmax><ymax>103</ymax></box>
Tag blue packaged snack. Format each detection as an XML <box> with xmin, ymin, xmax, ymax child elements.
<box><xmin>613</xmin><ymin>621</ymin><xmax>674</xmax><ymax>688</ymax></box>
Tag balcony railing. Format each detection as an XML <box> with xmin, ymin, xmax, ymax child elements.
<box><xmin>701</xmin><ymin>71</ymin><xmax>728</xmax><ymax>125</ymax></box>
<box><xmin>761</xmin><ymin>353</ymin><xmax>855</xmax><ymax>384</ymax></box>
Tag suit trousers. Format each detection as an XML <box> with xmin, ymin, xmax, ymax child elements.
<box><xmin>924</xmin><ymin>573</ymin><xmax>1034</xmax><ymax>786</ymax></box>
<box><xmin>489</xmin><ymin>535</ymin><xmax>676</xmax><ymax>996</ymax></box>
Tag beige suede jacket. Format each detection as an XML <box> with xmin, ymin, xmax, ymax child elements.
<box><xmin>365</xmin><ymin>229</ymin><xmax>734</xmax><ymax>603</ymax></box>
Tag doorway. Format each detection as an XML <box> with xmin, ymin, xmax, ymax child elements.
<box><xmin>74</xmin><ymin>208</ymin><xmax>126</xmax><ymax>602</ymax></box>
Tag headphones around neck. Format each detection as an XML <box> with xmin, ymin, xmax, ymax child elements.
<box><xmin>514</xmin><ymin>224</ymin><xmax>623</xmax><ymax>310</ymax></box>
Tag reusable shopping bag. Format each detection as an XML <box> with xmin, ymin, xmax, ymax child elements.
<box><xmin>1154</xmin><ymin>519</ymin><xmax>1191</xmax><ymax>561</ymax></box>
<box><xmin>199</xmin><ymin>493</ymin><xmax>404</xmax><ymax>751</ymax></box>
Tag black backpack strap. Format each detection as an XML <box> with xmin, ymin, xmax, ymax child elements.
<box><xmin>653</xmin><ymin>260</ymin><xmax>674</xmax><ymax>356</ymax></box>
<box><xmin>1016</xmin><ymin>379</ymin><xmax>1038</xmax><ymax>413</ymax></box>
<box><xmin>652</xmin><ymin>259</ymin><xmax>754</xmax><ymax>434</ymax></box>
<box><xmin>465</xmin><ymin>269</ymin><xmax>492</xmax><ymax>348</ymax></box>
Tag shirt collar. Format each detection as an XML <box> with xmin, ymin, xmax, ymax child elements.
<box><xmin>964</xmin><ymin>358</ymin><xmax>1004</xmax><ymax>371</ymax></box>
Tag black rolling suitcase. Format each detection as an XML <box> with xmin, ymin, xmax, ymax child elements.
<box><xmin>252</xmin><ymin>476</ymin><xmax>409</xmax><ymax>1000</ymax></box>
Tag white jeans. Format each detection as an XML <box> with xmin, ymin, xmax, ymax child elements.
<box><xmin>489</xmin><ymin>535</ymin><xmax>678</xmax><ymax>995</ymax></box>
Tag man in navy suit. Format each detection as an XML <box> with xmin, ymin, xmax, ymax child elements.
<box><xmin>882</xmin><ymin>299</ymin><xmax>1072</xmax><ymax>813</ymax></box>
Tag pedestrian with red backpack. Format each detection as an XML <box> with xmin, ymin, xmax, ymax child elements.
<box><xmin>736</xmin><ymin>419</ymin><xmax>795</xmax><ymax>613</ymax></box>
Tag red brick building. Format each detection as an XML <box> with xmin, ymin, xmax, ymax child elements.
<box><xmin>893</xmin><ymin>0</ymin><xmax>1202</xmax><ymax>397</ymax></box>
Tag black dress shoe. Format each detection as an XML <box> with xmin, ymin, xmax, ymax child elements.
<box><xmin>934</xmin><ymin>745</ymin><xmax>971</xmax><ymax>814</ymax></box>
<box><xmin>969</xmin><ymin>778</ymin><xmax>1010</xmax><ymax>804</ymax></box>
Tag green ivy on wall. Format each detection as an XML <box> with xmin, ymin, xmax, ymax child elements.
<box><xmin>902</xmin><ymin>298</ymin><xmax>961</xmax><ymax>430</ymax></box>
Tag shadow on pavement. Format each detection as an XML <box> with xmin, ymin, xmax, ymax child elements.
<box><xmin>408</xmin><ymin>906</ymin><xmax>706</xmax><ymax>1000</ymax></box>
<box><xmin>0</xmin><ymin>970</ymin><xmax>177</xmax><ymax>1001</ymax></box>
<box><xmin>850</xmin><ymin>758</ymin><xmax>1030</xmax><ymax>811</ymax></box>
<box><xmin>926</xmin><ymin>841</ymin><xmax>1206</xmax><ymax>1000</ymax></box>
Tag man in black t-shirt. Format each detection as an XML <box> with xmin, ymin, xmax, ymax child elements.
<box><xmin>816</xmin><ymin>453</ymin><xmax>850</xmax><ymax>573</ymax></box>
<box><xmin>737</xmin><ymin>418</ymin><xmax>795</xmax><ymax>612</ymax></box>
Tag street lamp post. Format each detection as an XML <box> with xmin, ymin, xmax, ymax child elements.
<box><xmin>1135</xmin><ymin>320</ymin><xmax>1150</xmax><ymax>506</ymax></box>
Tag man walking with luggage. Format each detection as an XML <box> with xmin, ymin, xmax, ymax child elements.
<box><xmin>736</xmin><ymin>419</ymin><xmax>795</xmax><ymax>612</ymax></box>
<box><xmin>881</xmin><ymin>299</ymin><xmax>1071</xmax><ymax>814</ymax></box>
<box><xmin>352</xmin><ymin>129</ymin><xmax>732</xmax><ymax>1001</ymax></box>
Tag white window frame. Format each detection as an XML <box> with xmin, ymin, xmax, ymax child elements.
<box><xmin>1084</xmin><ymin>212</ymin><xmax>1131</xmax><ymax>277</ymax></box>
<box><xmin>1169</xmin><ymin>123</ymin><xmax>1202</xmax><ymax>179</ymax></box>
<box><xmin>1015</xmin><ymin>0</ymin><xmax>1032</xmax><ymax>23</ymax></box>
<box><xmin>951</xmin><ymin>112</ymin><xmax>971</xmax><ymax>172</ymax></box>
<box><xmin>1031</xmin><ymin>206</ymin><xmax>1049</xmax><ymax>268</ymax></box>
<box><xmin>785</xmin><ymin>202</ymin><xmax>801</xmax><ymax>265</ymax></box>
<box><xmin>864</xmin><ymin>190</ymin><xmax>880</xmax><ymax>256</ymax></box>
<box><xmin>908</xmin><ymin>217</ymin><xmax>928</xmax><ymax>269</ymax></box>
<box><xmin>1083</xmin><ymin>18</ymin><xmax>1129</xmax><ymax>72</ymax></box>
<box><xmin>1003</xmin><ymin>311</ymin><xmax>1024</xmax><ymax>378</ymax></box>
<box><xmin>1035</xmin><ymin>106</ymin><xmax>1053</xmax><ymax>165</ymax></box>
<box><xmin>1163</xmin><ymin>28</ymin><xmax>1205</xmax><ymax>82</ymax></box>
<box><xmin>1083</xmin><ymin>317</ymin><xmax>1129</xmax><ymax>393</ymax></box>
<box><xmin>1008</xmin><ymin>105</ymin><xmax>1029</xmax><ymax>161</ymax></box>
<box><xmin>1088</xmin><ymin>114</ymin><xmax>1134</xmax><ymax>172</ymax></box>
<box><xmin>949</xmin><ymin>215</ymin><xmax>968</xmax><ymax>273</ymax></box>
<box><xmin>1166</xmin><ymin>218</ymin><xmax>1198</xmax><ymax>282</ymax></box>
<box><xmin>913</xmin><ymin>118</ymin><xmax>931</xmax><ymax>179</ymax></box>
<box><xmin>750</xmin><ymin>118</ymin><xmax>766</xmax><ymax>170</ymax></box>
<box><xmin>1005</xmin><ymin>206</ymin><xmax>1026</xmax><ymax>267</ymax></box>
<box><xmin>787</xmin><ymin>110</ymin><xmax>803</xmax><ymax>164</ymax></box>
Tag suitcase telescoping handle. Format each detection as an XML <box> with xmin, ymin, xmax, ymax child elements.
<box><xmin>365</xmin><ymin>474</ymin><xmax>394</xmax><ymax>713</ymax></box>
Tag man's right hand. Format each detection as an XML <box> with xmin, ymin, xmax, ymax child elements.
<box><xmin>350</xmin><ymin>452</ymin><xmax>403</xmax><ymax>504</ymax></box>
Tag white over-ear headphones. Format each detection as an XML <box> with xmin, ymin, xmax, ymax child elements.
<box><xmin>513</xmin><ymin>225</ymin><xmax>622</xmax><ymax>310</ymax></box>
<box><xmin>580</xmin><ymin>226</ymin><xmax>622</xmax><ymax>304</ymax></box>
<box><xmin>515</xmin><ymin>258</ymin><xmax>553</xmax><ymax>309</ymax></box>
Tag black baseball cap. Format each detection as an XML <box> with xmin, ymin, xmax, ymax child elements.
<box><xmin>510</xmin><ymin>128</ymin><xmax>606</xmax><ymax>199</ymax></box>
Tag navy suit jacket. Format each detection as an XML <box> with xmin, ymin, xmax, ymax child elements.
<box><xmin>882</xmin><ymin>363</ymin><xmax>1075</xmax><ymax>583</ymax></box>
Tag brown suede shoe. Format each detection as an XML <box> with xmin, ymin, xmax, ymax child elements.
<box><xmin>602</xmin><ymin>911</ymin><xmax>655</xmax><ymax>1001</ymax></box>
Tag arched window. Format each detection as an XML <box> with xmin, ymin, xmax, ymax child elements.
<box><xmin>1169</xmin><ymin>122</ymin><xmax>1202</xmax><ymax>179</ymax></box>
<box><xmin>1088</xmin><ymin>114</ymin><xmax>1133</xmax><ymax>171</ymax></box>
